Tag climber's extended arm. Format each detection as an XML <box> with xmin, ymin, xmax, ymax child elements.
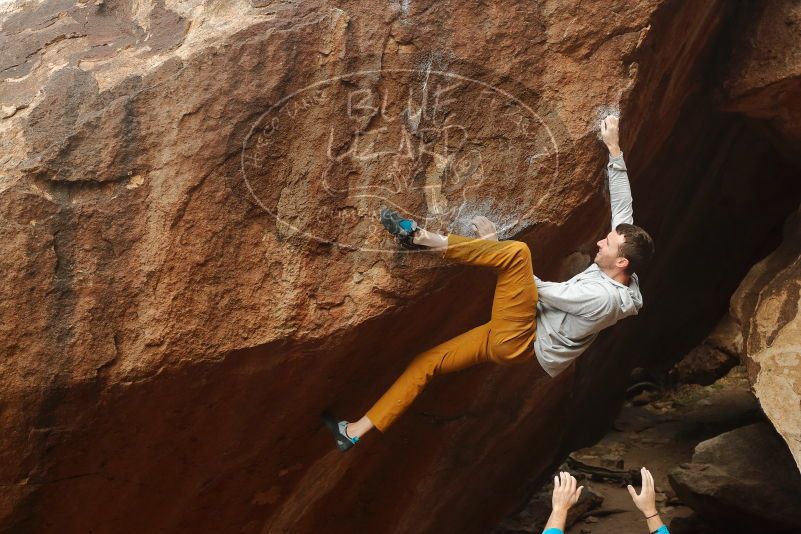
<box><xmin>600</xmin><ymin>116</ymin><xmax>634</xmax><ymax>229</ymax></box>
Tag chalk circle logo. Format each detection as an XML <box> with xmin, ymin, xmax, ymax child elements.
<box><xmin>241</xmin><ymin>67</ymin><xmax>560</xmax><ymax>253</ymax></box>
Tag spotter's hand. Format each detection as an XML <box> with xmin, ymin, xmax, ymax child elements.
<box><xmin>627</xmin><ymin>467</ymin><xmax>658</xmax><ymax>517</ymax></box>
<box><xmin>552</xmin><ymin>471</ymin><xmax>584</xmax><ymax>513</ymax></box>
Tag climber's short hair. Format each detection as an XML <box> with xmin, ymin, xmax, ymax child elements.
<box><xmin>615</xmin><ymin>223</ymin><xmax>654</xmax><ymax>275</ymax></box>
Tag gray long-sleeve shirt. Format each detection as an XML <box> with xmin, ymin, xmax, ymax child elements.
<box><xmin>533</xmin><ymin>153</ymin><xmax>643</xmax><ymax>377</ymax></box>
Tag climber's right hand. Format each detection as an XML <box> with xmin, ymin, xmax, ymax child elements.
<box><xmin>600</xmin><ymin>115</ymin><xmax>622</xmax><ymax>157</ymax></box>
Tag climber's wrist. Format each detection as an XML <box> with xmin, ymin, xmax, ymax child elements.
<box><xmin>606</xmin><ymin>143</ymin><xmax>622</xmax><ymax>157</ymax></box>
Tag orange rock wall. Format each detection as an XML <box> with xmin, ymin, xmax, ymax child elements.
<box><xmin>2</xmin><ymin>1</ymin><xmax>800</xmax><ymax>532</ymax></box>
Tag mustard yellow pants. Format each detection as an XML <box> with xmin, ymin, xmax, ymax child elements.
<box><xmin>366</xmin><ymin>234</ymin><xmax>539</xmax><ymax>431</ymax></box>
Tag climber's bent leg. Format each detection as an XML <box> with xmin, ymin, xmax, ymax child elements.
<box><xmin>446</xmin><ymin>234</ymin><xmax>538</xmax><ymax>322</ymax></box>
<box><xmin>363</xmin><ymin>322</ymin><xmax>494</xmax><ymax>432</ymax></box>
<box><xmin>343</xmin><ymin>233</ymin><xmax>538</xmax><ymax>440</ymax></box>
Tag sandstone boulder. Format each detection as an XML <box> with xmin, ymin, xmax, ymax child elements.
<box><xmin>670</xmin><ymin>313</ymin><xmax>742</xmax><ymax>386</ymax></box>
<box><xmin>721</xmin><ymin>0</ymin><xmax>801</xmax><ymax>167</ymax></box>
<box><xmin>669</xmin><ymin>422</ymin><xmax>801</xmax><ymax>533</ymax></box>
<box><xmin>0</xmin><ymin>1</ymin><xmax>691</xmax><ymax>531</ymax></box>
<box><xmin>2</xmin><ymin>1</ymin><xmax>801</xmax><ymax>533</ymax></box>
<box><xmin>729</xmin><ymin>204</ymin><xmax>801</xmax><ymax>471</ymax></box>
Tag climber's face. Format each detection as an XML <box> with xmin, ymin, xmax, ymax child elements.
<box><xmin>595</xmin><ymin>230</ymin><xmax>628</xmax><ymax>271</ymax></box>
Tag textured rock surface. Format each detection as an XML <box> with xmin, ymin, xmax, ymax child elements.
<box><xmin>720</xmin><ymin>0</ymin><xmax>801</xmax><ymax>166</ymax></box>
<box><xmin>669</xmin><ymin>422</ymin><xmax>801</xmax><ymax>532</ymax></box>
<box><xmin>730</xmin><ymin>205</ymin><xmax>801</xmax><ymax>471</ymax></box>
<box><xmin>0</xmin><ymin>2</ymin><xmax>667</xmax><ymax>531</ymax></box>
<box><xmin>670</xmin><ymin>314</ymin><xmax>742</xmax><ymax>385</ymax></box>
<box><xmin>721</xmin><ymin>0</ymin><xmax>801</xmax><ymax>473</ymax></box>
<box><xmin>1</xmin><ymin>1</ymin><xmax>800</xmax><ymax>533</ymax></box>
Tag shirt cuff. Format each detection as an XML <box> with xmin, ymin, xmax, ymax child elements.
<box><xmin>652</xmin><ymin>525</ymin><xmax>670</xmax><ymax>534</ymax></box>
<box><xmin>607</xmin><ymin>152</ymin><xmax>626</xmax><ymax>170</ymax></box>
<box><xmin>542</xmin><ymin>529</ymin><xmax>564</xmax><ymax>534</ymax></box>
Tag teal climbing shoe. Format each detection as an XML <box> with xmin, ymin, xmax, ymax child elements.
<box><xmin>322</xmin><ymin>411</ymin><xmax>359</xmax><ymax>453</ymax></box>
<box><xmin>379</xmin><ymin>208</ymin><xmax>424</xmax><ymax>250</ymax></box>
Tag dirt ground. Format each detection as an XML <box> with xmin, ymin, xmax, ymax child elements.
<box><xmin>564</xmin><ymin>366</ymin><xmax>761</xmax><ymax>534</ymax></box>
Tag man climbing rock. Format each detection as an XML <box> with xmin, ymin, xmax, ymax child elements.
<box><xmin>324</xmin><ymin>115</ymin><xmax>654</xmax><ymax>452</ymax></box>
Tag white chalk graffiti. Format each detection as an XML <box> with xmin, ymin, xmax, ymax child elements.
<box><xmin>241</xmin><ymin>67</ymin><xmax>560</xmax><ymax>252</ymax></box>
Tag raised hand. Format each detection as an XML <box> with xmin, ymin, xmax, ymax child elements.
<box><xmin>552</xmin><ymin>471</ymin><xmax>584</xmax><ymax>512</ymax></box>
<box><xmin>600</xmin><ymin>115</ymin><xmax>622</xmax><ymax>157</ymax></box>
<box><xmin>543</xmin><ymin>471</ymin><xmax>584</xmax><ymax>532</ymax></box>
<box><xmin>627</xmin><ymin>466</ymin><xmax>658</xmax><ymax>516</ymax></box>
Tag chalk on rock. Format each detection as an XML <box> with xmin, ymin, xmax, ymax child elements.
<box><xmin>595</xmin><ymin>105</ymin><xmax>621</xmax><ymax>140</ymax></box>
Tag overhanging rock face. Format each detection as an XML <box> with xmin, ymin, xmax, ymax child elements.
<box><xmin>2</xmin><ymin>1</ymin><xmax>800</xmax><ymax>532</ymax></box>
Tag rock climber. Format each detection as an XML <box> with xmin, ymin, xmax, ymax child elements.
<box><xmin>323</xmin><ymin>114</ymin><xmax>654</xmax><ymax>452</ymax></box>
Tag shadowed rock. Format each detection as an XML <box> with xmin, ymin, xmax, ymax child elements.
<box><xmin>669</xmin><ymin>422</ymin><xmax>801</xmax><ymax>533</ymax></box>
